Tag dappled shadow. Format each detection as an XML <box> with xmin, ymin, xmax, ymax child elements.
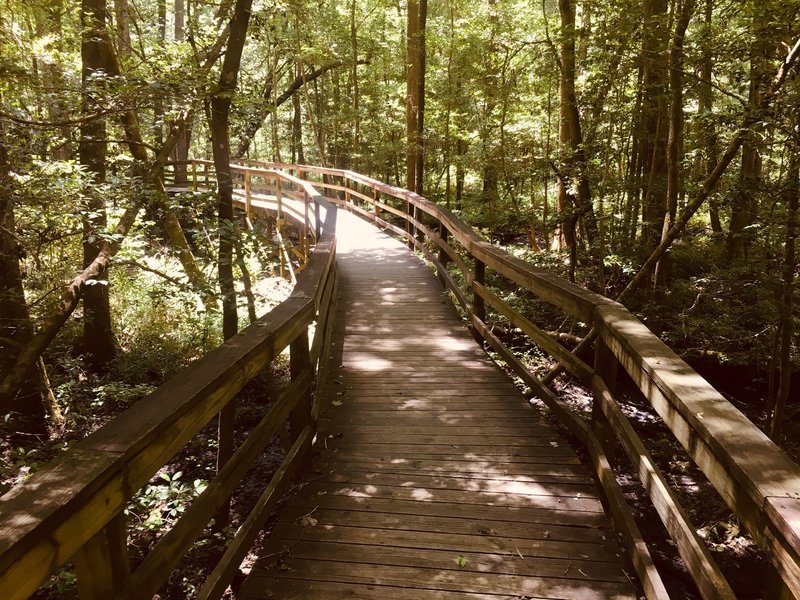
<box><xmin>238</xmin><ymin>211</ymin><xmax>639</xmax><ymax>600</ymax></box>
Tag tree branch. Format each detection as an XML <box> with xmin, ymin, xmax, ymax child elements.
<box><xmin>234</xmin><ymin>59</ymin><xmax>369</xmax><ymax>158</ymax></box>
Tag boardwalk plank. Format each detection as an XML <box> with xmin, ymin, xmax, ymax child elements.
<box><xmin>277</xmin><ymin>507</ymin><xmax>608</xmax><ymax>543</ymax></box>
<box><xmin>244</xmin><ymin>560</ymin><xmax>634</xmax><ymax>600</ymax></box>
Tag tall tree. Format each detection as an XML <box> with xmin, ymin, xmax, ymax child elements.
<box><xmin>171</xmin><ymin>0</ymin><xmax>191</xmax><ymax>185</ymax></box>
<box><xmin>654</xmin><ymin>0</ymin><xmax>696</xmax><ymax>294</ymax></box>
<box><xmin>636</xmin><ymin>0</ymin><xmax>669</xmax><ymax>254</ymax></box>
<box><xmin>556</xmin><ymin>0</ymin><xmax>600</xmax><ymax>282</ymax></box>
<box><xmin>80</xmin><ymin>0</ymin><xmax>116</xmax><ymax>368</ymax></box>
<box><xmin>405</xmin><ymin>0</ymin><xmax>426</xmax><ymax>194</ymax></box>
<box><xmin>769</xmin><ymin>106</ymin><xmax>799</xmax><ymax>441</ymax></box>
<box><xmin>697</xmin><ymin>0</ymin><xmax>722</xmax><ymax>232</ymax></box>
<box><xmin>727</xmin><ymin>2</ymin><xmax>772</xmax><ymax>260</ymax></box>
<box><xmin>480</xmin><ymin>0</ymin><xmax>500</xmax><ymax>207</ymax></box>
<box><xmin>208</xmin><ymin>0</ymin><xmax>253</xmax><ymax>526</ymax></box>
<box><xmin>0</xmin><ymin>105</ymin><xmax>50</xmax><ymax>432</ymax></box>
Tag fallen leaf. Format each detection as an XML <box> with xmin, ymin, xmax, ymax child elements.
<box><xmin>298</xmin><ymin>515</ymin><xmax>318</xmax><ymax>527</ymax></box>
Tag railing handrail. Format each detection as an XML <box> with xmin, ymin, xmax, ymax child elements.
<box><xmin>253</xmin><ymin>160</ymin><xmax>800</xmax><ymax>598</ymax></box>
<box><xmin>0</xmin><ymin>165</ymin><xmax>337</xmax><ymax>600</ymax></box>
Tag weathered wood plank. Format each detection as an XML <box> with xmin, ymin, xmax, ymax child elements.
<box><xmin>117</xmin><ymin>370</ymin><xmax>312</xmax><ymax>600</ymax></box>
<box><xmin>196</xmin><ymin>426</ymin><xmax>314</xmax><ymax>600</ymax></box>
<box><xmin>311</xmin><ymin>457</ymin><xmax>590</xmax><ymax>480</ymax></box>
<box><xmin>277</xmin><ymin>506</ymin><xmax>606</xmax><ymax>543</ymax></box>
<box><xmin>318</xmin><ymin>470</ymin><xmax>600</xmax><ymax>498</ymax></box>
<box><xmin>244</xmin><ymin>560</ymin><xmax>636</xmax><ymax>600</ymax></box>
<box><xmin>238</xmin><ymin>579</ymin><xmax>525</xmax><ymax>600</ymax></box>
<box><xmin>262</xmin><ymin>537</ymin><xmax>629</xmax><ymax>580</ymax></box>
<box><xmin>316</xmin><ymin>448</ymin><xmax>584</xmax><ymax>465</ymax></box>
<box><xmin>285</xmin><ymin>494</ymin><xmax>609</xmax><ymax>529</ymax></box>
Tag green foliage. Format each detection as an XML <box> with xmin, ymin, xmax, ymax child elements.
<box><xmin>127</xmin><ymin>471</ymin><xmax>208</xmax><ymax>530</ymax></box>
<box><xmin>89</xmin><ymin>382</ymin><xmax>156</xmax><ymax>410</ymax></box>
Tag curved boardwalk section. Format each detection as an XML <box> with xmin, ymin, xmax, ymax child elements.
<box><xmin>238</xmin><ymin>212</ymin><xmax>637</xmax><ymax>599</ymax></box>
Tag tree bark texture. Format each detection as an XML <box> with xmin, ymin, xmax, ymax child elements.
<box><xmin>0</xmin><ymin>113</ymin><xmax>49</xmax><ymax>430</ymax></box>
<box><xmin>698</xmin><ymin>0</ymin><xmax>722</xmax><ymax>233</ymax></box>
<box><xmin>80</xmin><ymin>0</ymin><xmax>116</xmax><ymax>369</ymax></box>
<box><xmin>654</xmin><ymin>0</ymin><xmax>695</xmax><ymax>295</ymax></box>
<box><xmin>557</xmin><ymin>0</ymin><xmax>600</xmax><ymax>277</ymax></box>
<box><xmin>637</xmin><ymin>0</ymin><xmax>669</xmax><ymax>254</ymax></box>
<box><xmin>405</xmin><ymin>0</ymin><xmax>424</xmax><ymax>194</ymax></box>
<box><xmin>727</xmin><ymin>4</ymin><xmax>772</xmax><ymax>260</ymax></box>
<box><xmin>209</xmin><ymin>0</ymin><xmax>252</xmax><ymax>528</ymax></box>
<box><xmin>769</xmin><ymin>110</ymin><xmax>799</xmax><ymax>441</ymax></box>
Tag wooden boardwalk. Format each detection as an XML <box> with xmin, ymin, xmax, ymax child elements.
<box><xmin>238</xmin><ymin>212</ymin><xmax>638</xmax><ymax>599</ymax></box>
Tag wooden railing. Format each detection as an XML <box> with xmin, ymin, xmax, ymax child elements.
<box><xmin>0</xmin><ymin>168</ymin><xmax>338</xmax><ymax>599</ymax></box>
<box><xmin>242</xmin><ymin>160</ymin><xmax>800</xmax><ymax>600</ymax></box>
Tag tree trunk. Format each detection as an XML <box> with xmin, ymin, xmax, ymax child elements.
<box><xmin>350</xmin><ymin>0</ymin><xmax>360</xmax><ymax>168</ymax></box>
<box><xmin>153</xmin><ymin>0</ymin><xmax>166</xmax><ymax>146</ymax></box>
<box><xmin>727</xmin><ymin>3</ymin><xmax>771</xmax><ymax>260</ymax></box>
<box><xmin>291</xmin><ymin>64</ymin><xmax>305</xmax><ymax>164</ymax></box>
<box><xmin>769</xmin><ymin>110</ymin><xmax>799</xmax><ymax>441</ymax></box>
<box><xmin>0</xmin><ymin>109</ymin><xmax>50</xmax><ymax>432</ymax></box>
<box><xmin>209</xmin><ymin>0</ymin><xmax>252</xmax><ymax>528</ymax></box>
<box><xmin>415</xmin><ymin>0</ymin><xmax>427</xmax><ymax>194</ymax></box>
<box><xmin>698</xmin><ymin>0</ymin><xmax>722</xmax><ymax>232</ymax></box>
<box><xmin>557</xmin><ymin>0</ymin><xmax>600</xmax><ymax>279</ymax></box>
<box><xmin>80</xmin><ymin>0</ymin><xmax>116</xmax><ymax>369</ymax></box>
<box><xmin>455</xmin><ymin>138</ymin><xmax>466</xmax><ymax>211</ymax></box>
<box><xmin>480</xmin><ymin>0</ymin><xmax>500</xmax><ymax>207</ymax></box>
<box><xmin>113</xmin><ymin>0</ymin><xmax>132</xmax><ymax>56</ymax></box>
<box><xmin>171</xmin><ymin>0</ymin><xmax>191</xmax><ymax>185</ymax></box>
<box><xmin>637</xmin><ymin>0</ymin><xmax>669</xmax><ymax>255</ymax></box>
<box><xmin>655</xmin><ymin>0</ymin><xmax>695</xmax><ymax>296</ymax></box>
<box><xmin>405</xmin><ymin>0</ymin><xmax>423</xmax><ymax>193</ymax></box>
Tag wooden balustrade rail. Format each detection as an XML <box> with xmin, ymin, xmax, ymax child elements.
<box><xmin>0</xmin><ymin>168</ymin><xmax>338</xmax><ymax>600</ymax></box>
<box><xmin>243</xmin><ymin>159</ymin><xmax>800</xmax><ymax>600</ymax></box>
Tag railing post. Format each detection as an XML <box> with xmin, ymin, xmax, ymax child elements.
<box><xmin>592</xmin><ymin>334</ymin><xmax>619</xmax><ymax>456</ymax></box>
<box><xmin>474</xmin><ymin>258</ymin><xmax>486</xmax><ymax>324</ymax></box>
<box><xmin>244</xmin><ymin>172</ymin><xmax>252</xmax><ymax>221</ymax></box>
<box><xmin>373</xmin><ymin>188</ymin><xmax>380</xmax><ymax>225</ymax></box>
<box><xmin>765</xmin><ymin>565</ymin><xmax>793</xmax><ymax>600</ymax></box>
<box><xmin>304</xmin><ymin>190</ymin><xmax>310</xmax><ymax>256</ymax></box>
<box><xmin>191</xmin><ymin>161</ymin><xmax>197</xmax><ymax>191</ymax></box>
<box><xmin>315</xmin><ymin>197</ymin><xmax>322</xmax><ymax>240</ymax></box>
<box><xmin>276</xmin><ymin>176</ymin><xmax>283</xmax><ymax>221</ymax></box>
<box><xmin>406</xmin><ymin>197</ymin><xmax>414</xmax><ymax>249</ymax></box>
<box><xmin>438</xmin><ymin>224</ymin><xmax>450</xmax><ymax>288</ymax></box>
<box><xmin>73</xmin><ymin>513</ymin><xmax>130</xmax><ymax>599</ymax></box>
<box><xmin>290</xmin><ymin>328</ymin><xmax>313</xmax><ymax>468</ymax></box>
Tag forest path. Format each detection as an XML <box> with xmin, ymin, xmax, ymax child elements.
<box><xmin>237</xmin><ymin>210</ymin><xmax>638</xmax><ymax>599</ymax></box>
